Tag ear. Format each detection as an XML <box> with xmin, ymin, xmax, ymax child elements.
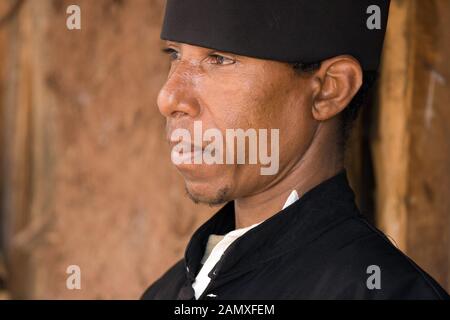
<box><xmin>312</xmin><ymin>56</ymin><xmax>363</xmax><ymax>121</ymax></box>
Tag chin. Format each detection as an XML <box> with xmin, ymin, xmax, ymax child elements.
<box><xmin>184</xmin><ymin>179</ymin><xmax>232</xmax><ymax>206</ymax></box>
<box><xmin>177</xmin><ymin>160</ymin><xmax>234</xmax><ymax>177</ymax></box>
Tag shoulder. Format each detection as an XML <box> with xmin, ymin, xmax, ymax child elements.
<box><xmin>320</xmin><ymin>216</ymin><xmax>449</xmax><ymax>299</ymax></box>
<box><xmin>140</xmin><ymin>259</ymin><xmax>186</xmax><ymax>300</ymax></box>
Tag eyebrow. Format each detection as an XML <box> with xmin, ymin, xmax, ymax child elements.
<box><xmin>165</xmin><ymin>41</ymin><xmax>181</xmax><ymax>47</ymax></box>
<box><xmin>162</xmin><ymin>42</ymin><xmax>239</xmax><ymax>60</ymax></box>
<box><xmin>161</xmin><ymin>47</ymin><xmax>176</xmax><ymax>53</ymax></box>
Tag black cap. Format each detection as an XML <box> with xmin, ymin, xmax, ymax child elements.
<box><xmin>161</xmin><ymin>0</ymin><xmax>390</xmax><ymax>71</ymax></box>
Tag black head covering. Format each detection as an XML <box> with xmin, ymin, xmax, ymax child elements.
<box><xmin>161</xmin><ymin>0</ymin><xmax>390</xmax><ymax>71</ymax></box>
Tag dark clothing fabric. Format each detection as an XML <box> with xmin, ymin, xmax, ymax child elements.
<box><xmin>142</xmin><ymin>172</ymin><xmax>449</xmax><ymax>300</ymax></box>
<box><xmin>161</xmin><ymin>0</ymin><xmax>391</xmax><ymax>71</ymax></box>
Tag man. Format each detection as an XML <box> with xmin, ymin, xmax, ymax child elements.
<box><xmin>142</xmin><ymin>0</ymin><xmax>449</xmax><ymax>299</ymax></box>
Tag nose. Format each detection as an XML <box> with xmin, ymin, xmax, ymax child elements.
<box><xmin>157</xmin><ymin>63</ymin><xmax>201</xmax><ymax>119</ymax></box>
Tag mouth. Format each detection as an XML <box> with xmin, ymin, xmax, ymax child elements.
<box><xmin>169</xmin><ymin>139</ymin><xmax>205</xmax><ymax>152</ymax></box>
<box><xmin>169</xmin><ymin>139</ymin><xmax>205</xmax><ymax>166</ymax></box>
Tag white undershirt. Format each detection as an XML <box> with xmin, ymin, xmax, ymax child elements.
<box><xmin>192</xmin><ymin>190</ymin><xmax>300</xmax><ymax>299</ymax></box>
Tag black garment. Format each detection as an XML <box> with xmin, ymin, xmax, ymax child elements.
<box><xmin>142</xmin><ymin>172</ymin><xmax>449</xmax><ymax>300</ymax></box>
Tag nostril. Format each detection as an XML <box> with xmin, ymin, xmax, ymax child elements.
<box><xmin>171</xmin><ymin>111</ymin><xmax>187</xmax><ymax>118</ymax></box>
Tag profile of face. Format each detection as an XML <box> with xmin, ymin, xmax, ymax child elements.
<box><xmin>157</xmin><ymin>42</ymin><xmax>362</xmax><ymax>205</ymax></box>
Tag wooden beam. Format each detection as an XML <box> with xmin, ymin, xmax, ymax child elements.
<box><xmin>373</xmin><ymin>0</ymin><xmax>450</xmax><ymax>290</ymax></box>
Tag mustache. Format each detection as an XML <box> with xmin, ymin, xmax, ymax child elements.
<box><xmin>165</xmin><ymin>121</ymin><xmax>216</xmax><ymax>144</ymax></box>
<box><xmin>166</xmin><ymin>123</ymin><xmax>205</xmax><ymax>150</ymax></box>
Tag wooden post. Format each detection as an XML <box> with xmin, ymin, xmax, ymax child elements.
<box><xmin>373</xmin><ymin>0</ymin><xmax>450</xmax><ymax>290</ymax></box>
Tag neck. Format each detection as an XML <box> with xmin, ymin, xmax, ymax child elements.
<box><xmin>234</xmin><ymin>122</ymin><xmax>344</xmax><ymax>229</ymax></box>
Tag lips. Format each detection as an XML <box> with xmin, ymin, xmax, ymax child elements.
<box><xmin>170</xmin><ymin>140</ymin><xmax>205</xmax><ymax>165</ymax></box>
<box><xmin>170</xmin><ymin>139</ymin><xmax>203</xmax><ymax>151</ymax></box>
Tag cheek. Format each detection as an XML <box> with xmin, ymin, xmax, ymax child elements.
<box><xmin>250</xmin><ymin>81</ymin><xmax>317</xmax><ymax>167</ymax></box>
<box><xmin>279</xmin><ymin>110</ymin><xmax>317</xmax><ymax>168</ymax></box>
<box><xmin>195</xmin><ymin>67</ymin><xmax>316</xmax><ymax>166</ymax></box>
<box><xmin>197</xmin><ymin>76</ymin><xmax>262</xmax><ymax>130</ymax></box>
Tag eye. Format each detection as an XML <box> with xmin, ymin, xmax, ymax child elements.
<box><xmin>162</xmin><ymin>47</ymin><xmax>180</xmax><ymax>61</ymax></box>
<box><xmin>207</xmin><ymin>54</ymin><xmax>235</xmax><ymax>66</ymax></box>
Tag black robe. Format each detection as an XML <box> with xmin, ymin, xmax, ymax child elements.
<box><xmin>142</xmin><ymin>172</ymin><xmax>449</xmax><ymax>300</ymax></box>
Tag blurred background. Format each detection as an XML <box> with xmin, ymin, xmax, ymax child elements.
<box><xmin>0</xmin><ymin>0</ymin><xmax>449</xmax><ymax>299</ymax></box>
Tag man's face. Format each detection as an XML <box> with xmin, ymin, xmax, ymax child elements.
<box><xmin>158</xmin><ymin>42</ymin><xmax>319</xmax><ymax>205</ymax></box>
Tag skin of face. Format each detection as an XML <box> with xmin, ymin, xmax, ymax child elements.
<box><xmin>158</xmin><ymin>41</ymin><xmax>362</xmax><ymax>211</ymax></box>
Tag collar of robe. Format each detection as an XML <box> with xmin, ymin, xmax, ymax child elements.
<box><xmin>183</xmin><ymin>170</ymin><xmax>359</xmax><ymax>285</ymax></box>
